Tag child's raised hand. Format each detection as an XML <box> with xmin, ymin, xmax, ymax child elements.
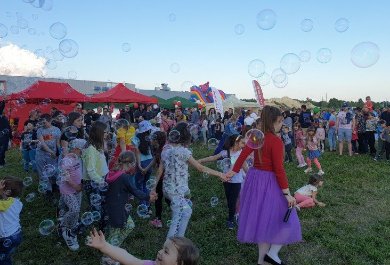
<box><xmin>86</xmin><ymin>228</ymin><xmax>107</xmax><ymax>250</ymax></box>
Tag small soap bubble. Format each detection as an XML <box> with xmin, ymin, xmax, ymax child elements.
<box><xmin>25</xmin><ymin>192</ymin><xmax>36</xmax><ymax>202</ymax></box>
<box><xmin>301</xmin><ymin>19</ymin><xmax>313</xmax><ymax>32</ymax></box>
<box><xmin>122</xmin><ymin>42</ymin><xmax>131</xmax><ymax>52</ymax></box>
<box><xmin>81</xmin><ymin>212</ymin><xmax>94</xmax><ymax>226</ymax></box>
<box><xmin>137</xmin><ymin>204</ymin><xmax>149</xmax><ymax>218</ymax></box>
<box><xmin>49</xmin><ymin>22</ymin><xmax>67</xmax><ymax>40</ymax></box>
<box><xmin>248</xmin><ymin>59</ymin><xmax>265</xmax><ymax>78</ymax></box>
<box><xmin>317</xmin><ymin>48</ymin><xmax>332</xmax><ymax>63</ymax></box>
<box><xmin>210</xmin><ymin>196</ymin><xmax>219</xmax><ymax>207</ymax></box>
<box><xmin>280</xmin><ymin>53</ymin><xmax>301</xmax><ymax>74</ymax></box>
<box><xmin>23</xmin><ymin>177</ymin><xmax>33</xmax><ymax>187</ymax></box>
<box><xmin>170</xmin><ymin>63</ymin><xmax>180</xmax><ymax>73</ymax></box>
<box><xmin>168</xmin><ymin>130</ymin><xmax>181</xmax><ymax>143</ymax></box>
<box><xmin>234</xmin><ymin>24</ymin><xmax>245</xmax><ymax>35</ymax></box>
<box><xmin>256</xmin><ymin>9</ymin><xmax>277</xmax><ymax>30</ymax></box>
<box><xmin>335</xmin><ymin>18</ymin><xmax>349</xmax><ymax>33</ymax></box>
<box><xmin>39</xmin><ymin>219</ymin><xmax>55</xmax><ymax>236</ymax></box>
<box><xmin>207</xmin><ymin>138</ymin><xmax>219</xmax><ymax>150</ymax></box>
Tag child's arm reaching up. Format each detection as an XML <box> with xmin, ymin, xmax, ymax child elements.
<box><xmin>87</xmin><ymin>228</ymin><xmax>144</xmax><ymax>265</ymax></box>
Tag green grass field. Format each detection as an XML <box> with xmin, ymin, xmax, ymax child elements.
<box><xmin>1</xmin><ymin>146</ymin><xmax>390</xmax><ymax>265</ymax></box>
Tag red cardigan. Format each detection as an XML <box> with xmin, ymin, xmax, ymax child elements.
<box><xmin>232</xmin><ymin>132</ymin><xmax>289</xmax><ymax>189</ymax></box>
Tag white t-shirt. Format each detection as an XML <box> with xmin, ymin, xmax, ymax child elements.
<box><xmin>244</xmin><ymin>116</ymin><xmax>255</xmax><ymax>126</ymax></box>
<box><xmin>0</xmin><ymin>198</ymin><xmax>22</xmax><ymax>238</ymax></box>
<box><xmin>295</xmin><ymin>184</ymin><xmax>317</xmax><ymax>197</ymax></box>
<box><xmin>162</xmin><ymin>145</ymin><xmax>192</xmax><ymax>198</ymax></box>
<box><xmin>337</xmin><ymin>111</ymin><xmax>353</xmax><ymax>130</ymax></box>
<box><xmin>220</xmin><ymin>150</ymin><xmax>244</xmax><ymax>183</ymax></box>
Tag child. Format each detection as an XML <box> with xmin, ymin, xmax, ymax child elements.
<box><xmin>109</xmin><ymin>119</ymin><xmax>136</xmax><ymax>169</ymax></box>
<box><xmin>103</xmin><ymin>151</ymin><xmax>157</xmax><ymax>265</ymax></box>
<box><xmin>374</xmin><ymin>120</ymin><xmax>387</xmax><ymax>161</ymax></box>
<box><xmin>351</xmin><ymin>123</ymin><xmax>359</xmax><ymax>154</ymax></box>
<box><xmin>0</xmin><ymin>177</ymin><xmax>23</xmax><ymax>265</ymax></box>
<box><xmin>58</xmin><ymin>139</ymin><xmax>86</xmax><ymax>251</ymax></box>
<box><xmin>35</xmin><ymin>114</ymin><xmax>61</xmax><ymax>197</ymax></box>
<box><xmin>215</xmin><ymin>118</ymin><xmax>223</xmax><ymax>140</ymax></box>
<box><xmin>315</xmin><ymin>122</ymin><xmax>326</xmax><ymax>153</ymax></box>
<box><xmin>149</xmin><ymin>131</ymin><xmax>171</xmax><ymax>228</ymax></box>
<box><xmin>20</xmin><ymin>122</ymin><xmax>37</xmax><ymax>172</ymax></box>
<box><xmin>200</xmin><ymin>114</ymin><xmax>208</xmax><ymax>145</ymax></box>
<box><xmin>82</xmin><ymin>121</ymin><xmax>109</xmax><ymax>214</ymax></box>
<box><xmin>365</xmin><ymin>112</ymin><xmax>378</xmax><ymax>156</ymax></box>
<box><xmin>294</xmin><ymin>123</ymin><xmax>306</xmax><ymax>168</ymax></box>
<box><xmin>198</xmin><ymin>134</ymin><xmax>248</xmax><ymax>229</ymax></box>
<box><xmin>281</xmin><ymin>125</ymin><xmax>293</xmax><ymax>163</ymax></box>
<box><xmin>383</xmin><ymin>123</ymin><xmax>390</xmax><ymax>162</ymax></box>
<box><xmin>160</xmin><ymin>122</ymin><xmax>227</xmax><ymax>238</ymax></box>
<box><xmin>294</xmin><ymin>174</ymin><xmax>325</xmax><ymax>209</ymax></box>
<box><xmin>87</xmin><ymin>228</ymin><xmax>200</xmax><ymax>265</ymax></box>
<box><xmin>304</xmin><ymin>127</ymin><xmax>324</xmax><ymax>175</ymax></box>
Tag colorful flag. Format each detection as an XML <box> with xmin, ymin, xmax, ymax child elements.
<box><xmin>252</xmin><ymin>80</ymin><xmax>265</xmax><ymax>108</ymax></box>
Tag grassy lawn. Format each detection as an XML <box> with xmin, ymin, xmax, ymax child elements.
<box><xmin>1</xmin><ymin>145</ymin><xmax>390</xmax><ymax>265</ymax></box>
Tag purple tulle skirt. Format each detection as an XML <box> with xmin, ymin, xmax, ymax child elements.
<box><xmin>238</xmin><ymin>168</ymin><xmax>302</xmax><ymax>244</ymax></box>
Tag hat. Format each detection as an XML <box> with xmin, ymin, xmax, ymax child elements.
<box><xmin>69</xmin><ymin>139</ymin><xmax>87</xmax><ymax>150</ymax></box>
<box><xmin>138</xmin><ymin>120</ymin><xmax>153</xmax><ymax>134</ymax></box>
<box><xmin>341</xmin><ymin>102</ymin><xmax>350</xmax><ymax>109</ymax></box>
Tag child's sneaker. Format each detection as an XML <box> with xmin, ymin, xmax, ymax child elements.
<box><xmin>150</xmin><ymin>218</ymin><xmax>163</xmax><ymax>228</ymax></box>
<box><xmin>304</xmin><ymin>168</ymin><xmax>313</xmax><ymax>174</ymax></box>
<box><xmin>62</xmin><ymin>229</ymin><xmax>79</xmax><ymax>251</ymax></box>
<box><xmin>318</xmin><ymin>170</ymin><xmax>325</xmax><ymax>176</ymax></box>
<box><xmin>297</xmin><ymin>164</ymin><xmax>305</xmax><ymax>168</ymax></box>
<box><xmin>226</xmin><ymin>221</ymin><xmax>235</xmax><ymax>230</ymax></box>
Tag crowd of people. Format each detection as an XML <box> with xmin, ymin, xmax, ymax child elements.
<box><xmin>0</xmin><ymin>95</ymin><xmax>389</xmax><ymax>265</ymax></box>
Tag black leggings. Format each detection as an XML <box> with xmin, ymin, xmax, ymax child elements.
<box><xmin>223</xmin><ymin>182</ymin><xmax>241</xmax><ymax>222</ymax></box>
<box><xmin>385</xmin><ymin>142</ymin><xmax>390</xmax><ymax>160</ymax></box>
<box><xmin>155</xmin><ymin>178</ymin><xmax>171</xmax><ymax>220</ymax></box>
<box><xmin>366</xmin><ymin>131</ymin><xmax>376</xmax><ymax>155</ymax></box>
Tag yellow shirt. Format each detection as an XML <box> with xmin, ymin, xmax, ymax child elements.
<box><xmin>117</xmin><ymin>127</ymin><xmax>135</xmax><ymax>145</ymax></box>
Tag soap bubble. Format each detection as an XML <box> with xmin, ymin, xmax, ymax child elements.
<box><xmin>168</xmin><ymin>130</ymin><xmax>181</xmax><ymax>143</ymax></box>
<box><xmin>10</xmin><ymin>25</ymin><xmax>19</xmax><ymax>35</ymax></box>
<box><xmin>98</xmin><ymin>181</ymin><xmax>108</xmax><ymax>192</ymax></box>
<box><xmin>301</xmin><ymin>19</ymin><xmax>313</xmax><ymax>32</ymax></box>
<box><xmin>25</xmin><ymin>192</ymin><xmax>36</xmax><ymax>202</ymax></box>
<box><xmin>273</xmin><ymin>76</ymin><xmax>288</xmax><ymax>88</ymax></box>
<box><xmin>39</xmin><ymin>219</ymin><xmax>55</xmax><ymax>236</ymax></box>
<box><xmin>170</xmin><ymin>63</ymin><xmax>180</xmax><ymax>73</ymax></box>
<box><xmin>85</xmin><ymin>236</ymin><xmax>92</xmax><ymax>245</ymax></box>
<box><xmin>64</xmin><ymin>126</ymin><xmax>79</xmax><ymax>140</ymax></box>
<box><xmin>210</xmin><ymin>197</ymin><xmax>219</xmax><ymax>207</ymax></box>
<box><xmin>351</xmin><ymin>42</ymin><xmax>380</xmax><ymax>68</ymax></box>
<box><xmin>0</xmin><ymin>24</ymin><xmax>8</xmax><ymax>38</ymax></box>
<box><xmin>38</xmin><ymin>182</ymin><xmax>48</xmax><ymax>193</ymax></box>
<box><xmin>271</xmin><ymin>68</ymin><xmax>287</xmax><ymax>83</ymax></box>
<box><xmin>248</xmin><ymin>59</ymin><xmax>265</xmax><ymax>78</ymax></box>
<box><xmin>335</xmin><ymin>18</ymin><xmax>349</xmax><ymax>32</ymax></box>
<box><xmin>3</xmin><ymin>238</ymin><xmax>12</xmax><ymax>248</ymax></box>
<box><xmin>168</xmin><ymin>13</ymin><xmax>176</xmax><ymax>22</ymax></box>
<box><xmin>246</xmin><ymin>157</ymin><xmax>254</xmax><ymax>167</ymax></box>
<box><xmin>45</xmin><ymin>59</ymin><xmax>57</xmax><ymax>70</ymax></box>
<box><xmin>146</xmin><ymin>178</ymin><xmax>157</xmax><ymax>190</ymax></box>
<box><xmin>256</xmin><ymin>9</ymin><xmax>277</xmax><ymax>30</ymax></box>
<box><xmin>59</xmin><ymin>39</ymin><xmax>79</xmax><ymax>58</ymax></box>
<box><xmin>258</xmin><ymin>72</ymin><xmax>271</xmax><ymax>86</ymax></box>
<box><xmin>317</xmin><ymin>48</ymin><xmax>332</xmax><ymax>63</ymax></box>
<box><xmin>49</xmin><ymin>22</ymin><xmax>67</xmax><ymax>40</ymax></box>
<box><xmin>23</xmin><ymin>177</ymin><xmax>33</xmax><ymax>187</ymax></box>
<box><xmin>125</xmin><ymin>203</ymin><xmax>132</xmax><ymax>213</ymax></box>
<box><xmin>43</xmin><ymin>164</ymin><xmax>56</xmax><ymax>177</ymax></box>
<box><xmin>92</xmin><ymin>211</ymin><xmax>101</xmax><ymax>222</ymax></box>
<box><xmin>115</xmin><ymin>119</ymin><xmax>130</xmax><ymax>130</ymax></box>
<box><xmin>81</xmin><ymin>212</ymin><xmax>94</xmax><ymax>226</ymax></box>
<box><xmin>122</xmin><ymin>42</ymin><xmax>131</xmax><ymax>52</ymax></box>
<box><xmin>299</xmin><ymin>50</ymin><xmax>311</xmax><ymax>62</ymax></box>
<box><xmin>234</xmin><ymin>24</ymin><xmax>245</xmax><ymax>35</ymax></box>
<box><xmin>90</xmin><ymin>194</ymin><xmax>102</xmax><ymax>207</ymax></box>
<box><xmin>280</xmin><ymin>53</ymin><xmax>301</xmax><ymax>74</ymax></box>
<box><xmin>245</xmin><ymin>129</ymin><xmax>265</xmax><ymax>149</ymax></box>
<box><xmin>28</xmin><ymin>28</ymin><xmax>36</xmax><ymax>35</ymax></box>
<box><xmin>202</xmin><ymin>172</ymin><xmax>209</xmax><ymax>179</ymax></box>
<box><xmin>137</xmin><ymin>204</ymin><xmax>149</xmax><ymax>218</ymax></box>
<box><xmin>207</xmin><ymin>138</ymin><xmax>219</xmax><ymax>150</ymax></box>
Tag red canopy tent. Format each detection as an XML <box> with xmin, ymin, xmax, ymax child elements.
<box><xmin>90</xmin><ymin>83</ymin><xmax>157</xmax><ymax>104</ymax></box>
<box><xmin>9</xmin><ymin>80</ymin><xmax>90</xmax><ymax>103</ymax></box>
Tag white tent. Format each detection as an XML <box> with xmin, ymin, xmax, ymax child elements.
<box><xmin>205</xmin><ymin>95</ymin><xmax>261</xmax><ymax>113</ymax></box>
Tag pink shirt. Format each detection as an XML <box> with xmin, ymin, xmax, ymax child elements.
<box><xmin>307</xmin><ymin>136</ymin><xmax>318</xmax><ymax>151</ymax></box>
<box><xmin>59</xmin><ymin>154</ymin><xmax>82</xmax><ymax>195</ymax></box>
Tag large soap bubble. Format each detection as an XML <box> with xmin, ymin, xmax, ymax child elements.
<box><xmin>256</xmin><ymin>9</ymin><xmax>277</xmax><ymax>30</ymax></box>
<box><xmin>316</xmin><ymin>48</ymin><xmax>332</xmax><ymax>63</ymax></box>
<box><xmin>280</xmin><ymin>53</ymin><xmax>301</xmax><ymax>74</ymax></box>
<box><xmin>271</xmin><ymin>68</ymin><xmax>287</xmax><ymax>83</ymax></box>
<box><xmin>245</xmin><ymin>129</ymin><xmax>265</xmax><ymax>149</ymax></box>
<box><xmin>301</xmin><ymin>19</ymin><xmax>313</xmax><ymax>32</ymax></box>
<box><xmin>49</xmin><ymin>22</ymin><xmax>67</xmax><ymax>40</ymax></box>
<box><xmin>351</xmin><ymin>42</ymin><xmax>380</xmax><ymax>68</ymax></box>
<box><xmin>273</xmin><ymin>76</ymin><xmax>288</xmax><ymax>88</ymax></box>
<box><xmin>59</xmin><ymin>39</ymin><xmax>79</xmax><ymax>58</ymax></box>
<box><xmin>299</xmin><ymin>50</ymin><xmax>311</xmax><ymax>62</ymax></box>
<box><xmin>248</xmin><ymin>59</ymin><xmax>265</xmax><ymax>78</ymax></box>
<box><xmin>258</xmin><ymin>72</ymin><xmax>271</xmax><ymax>86</ymax></box>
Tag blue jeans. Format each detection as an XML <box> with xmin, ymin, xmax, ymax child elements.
<box><xmin>328</xmin><ymin>127</ymin><xmax>336</xmax><ymax>150</ymax></box>
<box><xmin>0</xmin><ymin>229</ymin><xmax>22</xmax><ymax>265</ymax></box>
<box><xmin>22</xmin><ymin>149</ymin><xmax>36</xmax><ymax>171</ymax></box>
<box><xmin>135</xmin><ymin>159</ymin><xmax>153</xmax><ymax>206</ymax></box>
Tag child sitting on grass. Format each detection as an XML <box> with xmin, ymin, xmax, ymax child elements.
<box><xmin>0</xmin><ymin>177</ymin><xmax>24</xmax><ymax>265</ymax></box>
<box><xmin>294</xmin><ymin>174</ymin><xmax>325</xmax><ymax>209</ymax></box>
<box><xmin>87</xmin><ymin>228</ymin><xmax>200</xmax><ymax>265</ymax></box>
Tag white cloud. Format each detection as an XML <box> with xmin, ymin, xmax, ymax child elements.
<box><xmin>0</xmin><ymin>43</ymin><xmax>46</xmax><ymax>77</ymax></box>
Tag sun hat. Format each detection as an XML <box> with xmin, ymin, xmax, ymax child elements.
<box><xmin>138</xmin><ymin>120</ymin><xmax>153</xmax><ymax>133</ymax></box>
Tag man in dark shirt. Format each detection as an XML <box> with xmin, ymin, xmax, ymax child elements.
<box><xmin>143</xmin><ymin>105</ymin><xmax>155</xmax><ymax>121</ymax></box>
<box><xmin>134</xmin><ymin>104</ymin><xmax>146</xmax><ymax>122</ymax></box>
<box><xmin>24</xmin><ymin>109</ymin><xmax>39</xmax><ymax>128</ymax></box>
<box><xmin>0</xmin><ymin>104</ymin><xmax>11</xmax><ymax>167</ymax></box>
<box><xmin>380</xmin><ymin>107</ymin><xmax>390</xmax><ymax>126</ymax></box>
<box><xmin>124</xmin><ymin>105</ymin><xmax>134</xmax><ymax>123</ymax></box>
<box><xmin>92</xmin><ymin>106</ymin><xmax>102</xmax><ymax>122</ymax></box>
<box><xmin>299</xmin><ymin>105</ymin><xmax>313</xmax><ymax>132</ymax></box>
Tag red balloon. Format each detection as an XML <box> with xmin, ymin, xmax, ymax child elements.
<box><xmin>133</xmin><ymin>103</ymin><xmax>139</xmax><ymax>109</ymax></box>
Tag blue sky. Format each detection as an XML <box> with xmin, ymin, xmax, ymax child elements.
<box><xmin>1</xmin><ymin>0</ymin><xmax>390</xmax><ymax>102</ymax></box>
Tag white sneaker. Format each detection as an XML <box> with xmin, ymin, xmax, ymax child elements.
<box><xmin>297</xmin><ymin>164</ymin><xmax>305</xmax><ymax>168</ymax></box>
<box><xmin>62</xmin><ymin>229</ymin><xmax>79</xmax><ymax>251</ymax></box>
<box><xmin>304</xmin><ymin>168</ymin><xmax>313</xmax><ymax>174</ymax></box>
<box><xmin>318</xmin><ymin>170</ymin><xmax>325</xmax><ymax>176</ymax></box>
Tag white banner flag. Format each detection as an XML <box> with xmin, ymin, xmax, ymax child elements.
<box><xmin>211</xmin><ymin>87</ymin><xmax>223</xmax><ymax>115</ymax></box>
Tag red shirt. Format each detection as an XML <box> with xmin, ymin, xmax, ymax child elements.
<box><xmin>365</xmin><ymin>100</ymin><xmax>373</xmax><ymax>112</ymax></box>
<box><xmin>232</xmin><ymin>132</ymin><xmax>289</xmax><ymax>189</ymax></box>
